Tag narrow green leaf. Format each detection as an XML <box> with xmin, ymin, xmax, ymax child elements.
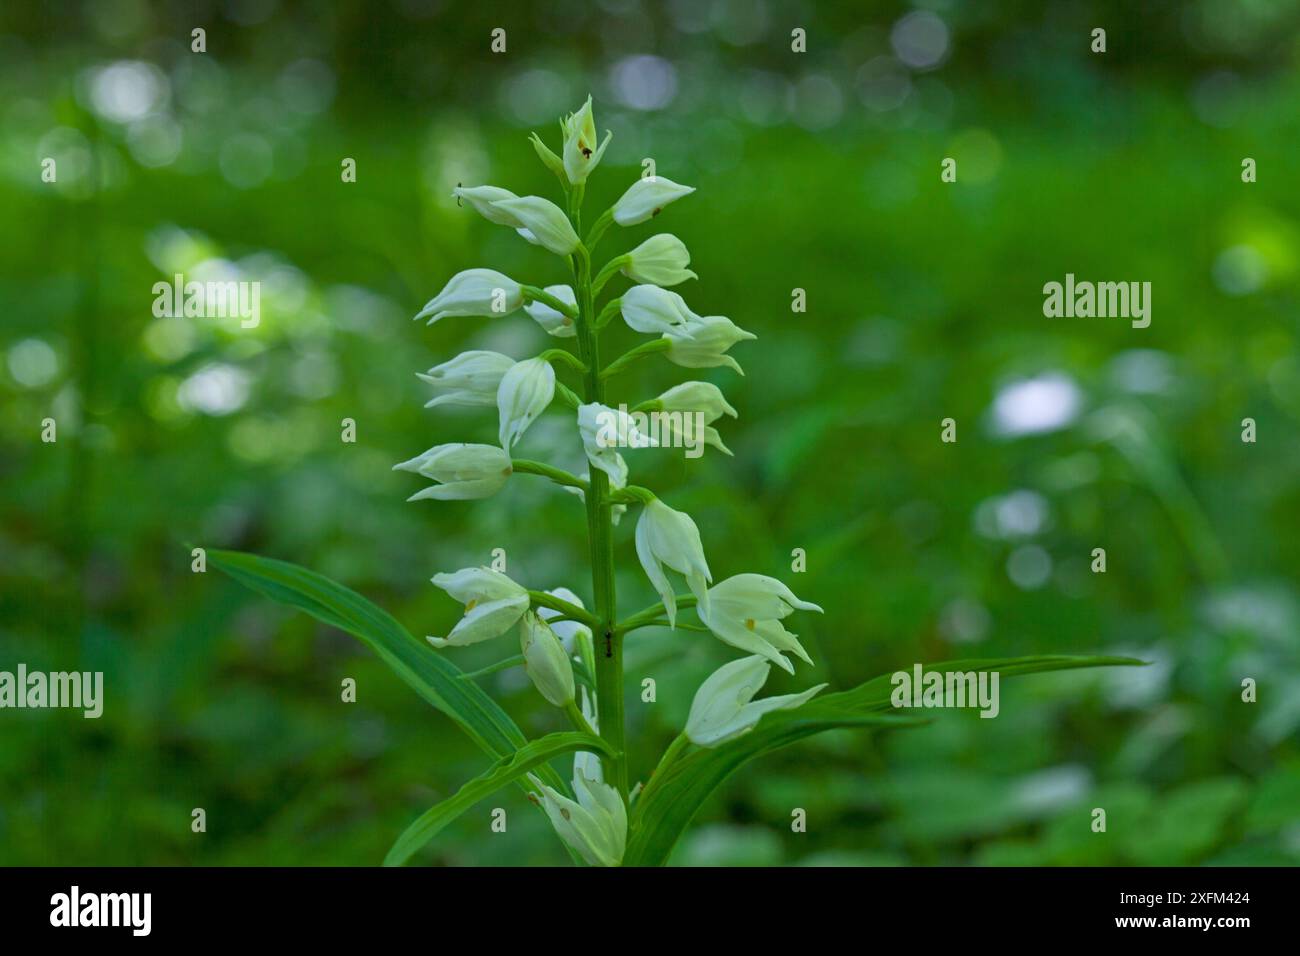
<box><xmin>625</xmin><ymin>654</ymin><xmax>1144</xmax><ymax>867</ymax></box>
<box><xmin>385</xmin><ymin>731</ymin><xmax>613</xmax><ymax>866</ymax></box>
<box><xmin>208</xmin><ymin>549</ymin><xmax>526</xmax><ymax>757</ymax></box>
<box><xmin>206</xmin><ymin>549</ymin><xmax>583</xmax><ymax>864</ymax></box>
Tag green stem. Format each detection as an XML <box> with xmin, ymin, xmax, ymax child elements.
<box><xmin>555</xmin><ymin>381</ymin><xmax>582</xmax><ymax>409</ymax></box>
<box><xmin>522</xmin><ymin>285</ymin><xmax>578</xmax><ymax>320</ymax></box>
<box><xmin>525</xmin><ymin>588</ymin><xmax>600</xmax><ymax>628</ymax></box>
<box><xmin>615</xmin><ymin>594</ymin><xmax>698</xmax><ymax>635</ymax></box>
<box><xmin>628</xmin><ymin>619</ymin><xmax>710</xmax><ymax>634</ymax></box>
<box><xmin>601</xmin><ymin>338</ymin><xmax>671</xmax><ymax>380</ymax></box>
<box><xmin>457</xmin><ymin>654</ymin><xmax>524</xmax><ymax>681</ymax></box>
<box><xmin>564</xmin><ymin>699</ymin><xmax>594</xmax><ymax>734</ymax></box>
<box><xmin>611</xmin><ymin>484</ymin><xmax>656</xmax><ymax>506</ymax></box>
<box><xmin>584</xmin><ymin>208</ymin><xmax>614</xmax><ymax>251</ymax></box>
<box><xmin>573</xmin><ymin>243</ymin><xmax>628</xmax><ymax>800</ymax></box>
<box><xmin>511</xmin><ymin>458</ymin><xmax>588</xmax><ymax>491</ymax></box>
<box><xmin>538</xmin><ymin>348</ymin><xmax>588</xmax><ymax>374</ymax></box>
<box><xmin>636</xmin><ymin>732</ymin><xmax>690</xmax><ymax>810</ymax></box>
<box><xmin>592</xmin><ymin>255</ymin><xmax>626</xmax><ymax>297</ymax></box>
<box><xmin>594</xmin><ymin>297</ymin><xmax>622</xmax><ymax>331</ymax></box>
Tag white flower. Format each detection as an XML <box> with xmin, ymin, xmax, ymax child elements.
<box><xmin>537</xmin><ymin>587</ymin><xmax>591</xmax><ymax>654</ymax></box>
<box><xmin>655</xmin><ymin>381</ymin><xmax>738</xmax><ymax>421</ymax></box>
<box><xmin>577</xmin><ymin>403</ymin><xmax>655</xmax><ymax>487</ymax></box>
<box><xmin>613</xmin><ymin>176</ymin><xmax>695</xmax><ymax>226</ymax></box>
<box><xmin>685</xmin><ymin>655</ymin><xmax>826</xmax><ymax>747</ymax></box>
<box><xmin>519</xmin><ymin>611</ymin><xmax>575</xmax><ymax>707</ymax></box>
<box><xmin>451</xmin><ymin>184</ymin><xmax>523</xmax><ymax>227</ymax></box>
<box><xmin>652</xmin><ymin>381</ymin><xmax>738</xmax><ymax>456</ymax></box>
<box><xmin>415</xmin><ymin>269</ymin><xmax>524</xmax><ymax>325</ymax></box>
<box><xmin>663</xmin><ymin>314</ymin><xmax>755</xmax><ymax>374</ymax></box>
<box><xmin>532</xmin><ymin>768</ymin><xmax>626</xmax><ymax>867</ymax></box>
<box><xmin>635</xmin><ymin>498</ymin><xmax>712</xmax><ymax>627</ymax></box>
<box><xmin>621</xmin><ymin>234</ymin><xmax>696</xmax><ymax>286</ymax></box>
<box><xmin>620</xmin><ymin>284</ymin><xmax>695</xmax><ymax>335</ymax></box>
<box><xmin>497</xmin><ymin>357</ymin><xmax>555</xmax><ymax>448</ymax></box>
<box><xmin>563</xmin><ymin>471</ymin><xmax>628</xmax><ymax>526</ymax></box>
<box><xmin>491</xmin><ymin>196</ymin><xmax>581</xmax><ymax>256</ymax></box>
<box><xmin>427</xmin><ymin>567</ymin><xmax>529</xmax><ymax>647</ymax></box>
<box><xmin>416</xmin><ymin>351</ymin><xmax>515</xmax><ymax>409</ymax></box>
<box><xmin>561</xmin><ymin>96</ymin><xmax>612</xmax><ymax>185</ymax></box>
<box><xmin>524</xmin><ymin>284</ymin><xmax>577</xmax><ymax>338</ymax></box>
<box><xmin>697</xmin><ymin>574</ymin><xmax>823</xmax><ymax>674</ymax></box>
<box><xmin>393</xmin><ymin>443</ymin><xmax>512</xmax><ymax>501</ymax></box>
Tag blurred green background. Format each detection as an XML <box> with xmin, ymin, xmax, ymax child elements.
<box><xmin>2</xmin><ymin>0</ymin><xmax>1298</xmax><ymax>866</ymax></box>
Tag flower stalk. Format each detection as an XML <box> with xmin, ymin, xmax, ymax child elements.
<box><xmin>399</xmin><ymin>96</ymin><xmax>821</xmax><ymax>865</ymax></box>
<box><xmin>571</xmin><ymin>224</ymin><xmax>629</xmax><ymax>799</ymax></box>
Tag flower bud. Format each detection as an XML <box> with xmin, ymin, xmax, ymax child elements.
<box><xmin>620</xmin><ymin>284</ymin><xmax>695</xmax><ymax>335</ymax></box>
<box><xmin>491</xmin><ymin>196</ymin><xmax>581</xmax><ymax>256</ymax></box>
<box><xmin>685</xmin><ymin>655</ymin><xmax>826</xmax><ymax>747</ymax></box>
<box><xmin>635</xmin><ymin>498</ymin><xmax>712</xmax><ymax>626</ymax></box>
<box><xmin>427</xmin><ymin>567</ymin><xmax>529</xmax><ymax>647</ymax></box>
<box><xmin>621</xmin><ymin>234</ymin><xmax>697</xmax><ymax>287</ymax></box>
<box><xmin>532</xmin><ymin>770</ymin><xmax>626</xmax><ymax>867</ymax></box>
<box><xmin>663</xmin><ymin>314</ymin><xmax>755</xmax><ymax>375</ymax></box>
<box><xmin>561</xmin><ymin>96</ymin><xmax>612</xmax><ymax>185</ymax></box>
<box><xmin>654</xmin><ymin>381</ymin><xmax>738</xmax><ymax>421</ymax></box>
<box><xmin>415</xmin><ymin>269</ymin><xmax>523</xmax><ymax>325</ymax></box>
<box><xmin>416</xmin><ymin>350</ymin><xmax>515</xmax><ymax>409</ymax></box>
<box><xmin>393</xmin><ymin>443</ymin><xmax>512</xmax><ymax>501</ymax></box>
<box><xmin>497</xmin><ymin>357</ymin><xmax>555</xmax><ymax>448</ymax></box>
<box><xmin>612</xmin><ymin>176</ymin><xmax>695</xmax><ymax>226</ymax></box>
<box><xmin>451</xmin><ymin>184</ymin><xmax>523</xmax><ymax>227</ymax></box>
<box><xmin>520</xmin><ymin>611</ymin><xmax>576</xmax><ymax>707</ymax></box>
<box><xmin>523</xmin><ymin>284</ymin><xmax>577</xmax><ymax>338</ymax></box>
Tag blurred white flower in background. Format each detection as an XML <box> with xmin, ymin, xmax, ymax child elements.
<box><xmin>990</xmin><ymin>372</ymin><xmax>1082</xmax><ymax>437</ymax></box>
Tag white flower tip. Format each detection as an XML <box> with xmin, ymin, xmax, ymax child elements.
<box><xmin>426</xmin><ymin>635</ymin><xmax>450</xmax><ymax>648</ymax></box>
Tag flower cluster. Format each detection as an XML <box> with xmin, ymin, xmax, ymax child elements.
<box><xmin>398</xmin><ymin>97</ymin><xmax>825</xmax><ymax>866</ymax></box>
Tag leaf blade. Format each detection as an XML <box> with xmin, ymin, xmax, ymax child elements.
<box><xmin>385</xmin><ymin>731</ymin><xmax>613</xmax><ymax>866</ymax></box>
<box><xmin>624</xmin><ymin>654</ymin><xmax>1143</xmax><ymax>867</ymax></box>
<box><xmin>208</xmin><ymin>549</ymin><xmax>529</xmax><ymax>758</ymax></box>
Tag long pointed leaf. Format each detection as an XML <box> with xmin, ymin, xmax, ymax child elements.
<box><xmin>209</xmin><ymin>549</ymin><xmax>526</xmax><ymax>756</ymax></box>
<box><xmin>625</xmin><ymin>654</ymin><xmax>1143</xmax><ymax>867</ymax></box>
<box><xmin>206</xmin><ymin>548</ymin><xmax>582</xmax><ymax>864</ymax></box>
<box><xmin>385</xmin><ymin>731</ymin><xmax>613</xmax><ymax>866</ymax></box>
